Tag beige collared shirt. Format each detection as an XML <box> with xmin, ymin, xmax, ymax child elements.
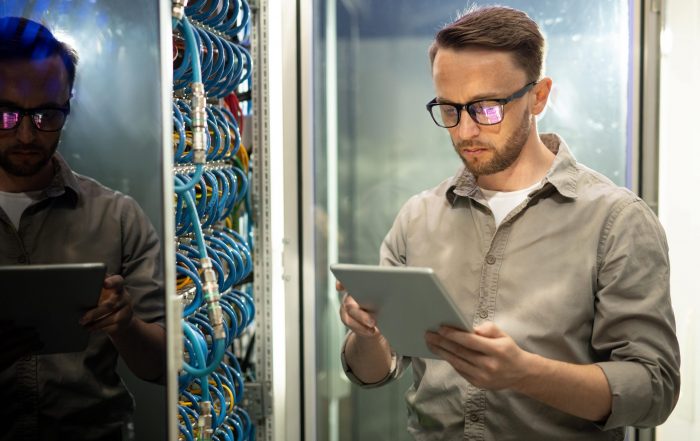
<box><xmin>0</xmin><ymin>154</ymin><xmax>164</xmax><ymax>440</ymax></box>
<box><xmin>342</xmin><ymin>133</ymin><xmax>680</xmax><ymax>441</ymax></box>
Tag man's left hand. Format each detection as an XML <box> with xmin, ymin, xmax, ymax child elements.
<box><xmin>425</xmin><ymin>321</ymin><xmax>533</xmax><ymax>391</ymax></box>
<box><xmin>79</xmin><ymin>275</ymin><xmax>134</xmax><ymax>336</ymax></box>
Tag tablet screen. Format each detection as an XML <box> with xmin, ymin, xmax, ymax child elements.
<box><xmin>0</xmin><ymin>263</ymin><xmax>106</xmax><ymax>354</ymax></box>
<box><xmin>331</xmin><ymin>263</ymin><xmax>472</xmax><ymax>358</ymax></box>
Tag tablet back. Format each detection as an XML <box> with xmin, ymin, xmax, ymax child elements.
<box><xmin>0</xmin><ymin>263</ymin><xmax>106</xmax><ymax>354</ymax></box>
<box><xmin>331</xmin><ymin>264</ymin><xmax>471</xmax><ymax>359</ymax></box>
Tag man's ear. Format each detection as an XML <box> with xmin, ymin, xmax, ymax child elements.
<box><xmin>531</xmin><ymin>77</ymin><xmax>552</xmax><ymax>116</ymax></box>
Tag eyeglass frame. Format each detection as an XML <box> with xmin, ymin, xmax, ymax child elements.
<box><xmin>0</xmin><ymin>103</ymin><xmax>71</xmax><ymax>132</ymax></box>
<box><xmin>426</xmin><ymin>81</ymin><xmax>537</xmax><ymax>128</ymax></box>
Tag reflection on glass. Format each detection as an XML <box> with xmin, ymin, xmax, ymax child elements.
<box><xmin>0</xmin><ymin>2</ymin><xmax>166</xmax><ymax>440</ymax></box>
<box><xmin>313</xmin><ymin>0</ymin><xmax>630</xmax><ymax>439</ymax></box>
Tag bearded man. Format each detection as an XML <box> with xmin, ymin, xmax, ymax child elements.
<box><xmin>338</xmin><ymin>6</ymin><xmax>680</xmax><ymax>441</ymax></box>
<box><xmin>0</xmin><ymin>16</ymin><xmax>165</xmax><ymax>441</ymax></box>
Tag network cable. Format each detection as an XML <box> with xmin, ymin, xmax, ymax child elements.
<box><xmin>172</xmin><ymin>1</ymin><xmax>254</xmax><ymax>440</ymax></box>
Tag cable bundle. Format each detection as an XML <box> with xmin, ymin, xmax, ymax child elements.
<box><xmin>173</xmin><ymin>100</ymin><xmax>243</xmax><ymax>164</ymax></box>
<box><xmin>173</xmin><ymin>4</ymin><xmax>251</xmax><ymax>98</ymax></box>
<box><xmin>185</xmin><ymin>0</ymin><xmax>250</xmax><ymax>38</ymax></box>
<box><xmin>171</xmin><ymin>1</ymin><xmax>255</xmax><ymax>440</ymax></box>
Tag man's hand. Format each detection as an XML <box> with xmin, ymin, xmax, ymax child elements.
<box><xmin>78</xmin><ymin>275</ymin><xmax>166</xmax><ymax>382</ymax></box>
<box><xmin>336</xmin><ymin>280</ymin><xmax>393</xmax><ymax>384</ymax></box>
<box><xmin>425</xmin><ymin>321</ymin><xmax>532</xmax><ymax>390</ymax></box>
<box><xmin>79</xmin><ymin>275</ymin><xmax>134</xmax><ymax>336</ymax></box>
<box><xmin>427</xmin><ymin>321</ymin><xmax>613</xmax><ymax>422</ymax></box>
<box><xmin>338</xmin><ymin>281</ymin><xmax>382</xmax><ymax>339</ymax></box>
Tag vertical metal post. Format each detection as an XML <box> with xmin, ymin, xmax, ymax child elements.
<box><xmin>299</xmin><ymin>0</ymin><xmax>318</xmax><ymax>439</ymax></box>
<box><xmin>251</xmin><ymin>0</ymin><xmax>275</xmax><ymax>438</ymax></box>
<box><xmin>251</xmin><ymin>0</ymin><xmax>303</xmax><ymax>439</ymax></box>
<box><xmin>638</xmin><ymin>0</ymin><xmax>662</xmax><ymax>436</ymax></box>
<box><xmin>280</xmin><ymin>0</ymin><xmax>303</xmax><ymax>438</ymax></box>
<box><xmin>638</xmin><ymin>0</ymin><xmax>663</xmax><ymax>212</ymax></box>
<box><xmin>159</xmin><ymin>0</ymin><xmax>177</xmax><ymax>439</ymax></box>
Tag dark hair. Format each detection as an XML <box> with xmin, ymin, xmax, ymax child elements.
<box><xmin>0</xmin><ymin>16</ymin><xmax>79</xmax><ymax>91</ymax></box>
<box><xmin>429</xmin><ymin>6</ymin><xmax>545</xmax><ymax>82</ymax></box>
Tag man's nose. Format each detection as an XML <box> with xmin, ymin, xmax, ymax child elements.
<box><xmin>454</xmin><ymin>109</ymin><xmax>480</xmax><ymax>139</ymax></box>
<box><xmin>15</xmin><ymin>115</ymin><xmax>36</xmax><ymax>144</ymax></box>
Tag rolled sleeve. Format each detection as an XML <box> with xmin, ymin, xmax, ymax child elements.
<box><xmin>340</xmin><ymin>331</ymin><xmax>409</xmax><ymax>388</ymax></box>
<box><xmin>595</xmin><ymin>361</ymin><xmax>653</xmax><ymax>429</ymax></box>
<box><xmin>592</xmin><ymin>199</ymin><xmax>680</xmax><ymax>428</ymax></box>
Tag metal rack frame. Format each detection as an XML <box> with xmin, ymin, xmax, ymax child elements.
<box><xmin>249</xmin><ymin>0</ymin><xmax>304</xmax><ymax>439</ymax></box>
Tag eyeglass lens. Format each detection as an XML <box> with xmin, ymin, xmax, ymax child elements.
<box><xmin>0</xmin><ymin>109</ymin><xmax>66</xmax><ymax>131</ymax></box>
<box><xmin>432</xmin><ymin>101</ymin><xmax>504</xmax><ymax>127</ymax></box>
<box><xmin>470</xmin><ymin>102</ymin><xmax>503</xmax><ymax>125</ymax></box>
<box><xmin>1</xmin><ymin>111</ymin><xmax>20</xmax><ymax>129</ymax></box>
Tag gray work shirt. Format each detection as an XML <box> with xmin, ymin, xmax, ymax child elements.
<box><xmin>342</xmin><ymin>134</ymin><xmax>680</xmax><ymax>441</ymax></box>
<box><xmin>0</xmin><ymin>154</ymin><xmax>164</xmax><ymax>441</ymax></box>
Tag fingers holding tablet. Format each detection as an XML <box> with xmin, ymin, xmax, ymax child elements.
<box><xmin>80</xmin><ymin>275</ymin><xmax>134</xmax><ymax>335</ymax></box>
<box><xmin>338</xmin><ymin>286</ymin><xmax>382</xmax><ymax>339</ymax></box>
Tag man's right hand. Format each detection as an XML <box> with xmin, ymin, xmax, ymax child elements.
<box><xmin>337</xmin><ymin>280</ymin><xmax>393</xmax><ymax>384</ymax></box>
<box><xmin>337</xmin><ymin>281</ymin><xmax>383</xmax><ymax>339</ymax></box>
<box><xmin>0</xmin><ymin>320</ymin><xmax>42</xmax><ymax>370</ymax></box>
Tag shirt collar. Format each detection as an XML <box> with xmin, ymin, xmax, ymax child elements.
<box><xmin>43</xmin><ymin>152</ymin><xmax>81</xmax><ymax>205</ymax></box>
<box><xmin>539</xmin><ymin>133</ymin><xmax>579</xmax><ymax>199</ymax></box>
<box><xmin>446</xmin><ymin>132</ymin><xmax>579</xmax><ymax>205</ymax></box>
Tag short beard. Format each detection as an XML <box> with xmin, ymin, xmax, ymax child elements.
<box><xmin>0</xmin><ymin>142</ymin><xmax>58</xmax><ymax>177</ymax></box>
<box><xmin>454</xmin><ymin>109</ymin><xmax>532</xmax><ymax>177</ymax></box>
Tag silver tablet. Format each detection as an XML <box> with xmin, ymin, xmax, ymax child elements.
<box><xmin>330</xmin><ymin>263</ymin><xmax>471</xmax><ymax>359</ymax></box>
<box><xmin>0</xmin><ymin>262</ymin><xmax>107</xmax><ymax>354</ymax></box>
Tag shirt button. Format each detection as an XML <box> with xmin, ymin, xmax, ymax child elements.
<box><xmin>479</xmin><ymin>309</ymin><xmax>489</xmax><ymax>319</ymax></box>
<box><xmin>485</xmin><ymin>255</ymin><xmax>496</xmax><ymax>265</ymax></box>
<box><xmin>17</xmin><ymin>255</ymin><xmax>27</xmax><ymax>263</ymax></box>
<box><xmin>469</xmin><ymin>413</ymin><xmax>480</xmax><ymax>422</ymax></box>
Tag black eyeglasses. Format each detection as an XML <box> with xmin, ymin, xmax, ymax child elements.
<box><xmin>426</xmin><ymin>81</ymin><xmax>536</xmax><ymax>128</ymax></box>
<box><xmin>0</xmin><ymin>104</ymin><xmax>70</xmax><ymax>132</ymax></box>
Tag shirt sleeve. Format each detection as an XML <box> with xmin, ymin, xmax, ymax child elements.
<box><xmin>340</xmin><ymin>331</ymin><xmax>410</xmax><ymax>388</ymax></box>
<box><xmin>119</xmin><ymin>195</ymin><xmax>165</xmax><ymax>326</ymax></box>
<box><xmin>592</xmin><ymin>198</ymin><xmax>680</xmax><ymax>429</ymax></box>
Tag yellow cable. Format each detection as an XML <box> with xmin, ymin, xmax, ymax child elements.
<box><xmin>222</xmin><ymin>382</ymin><xmax>235</xmax><ymax>406</ymax></box>
<box><xmin>208</xmin><ymin>380</ymin><xmax>235</xmax><ymax>407</ymax></box>
<box><xmin>177</xmin><ymin>276</ymin><xmax>192</xmax><ymax>290</ymax></box>
<box><xmin>237</xmin><ymin>143</ymin><xmax>249</xmax><ymax>171</ymax></box>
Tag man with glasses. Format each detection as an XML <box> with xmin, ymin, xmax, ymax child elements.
<box><xmin>0</xmin><ymin>17</ymin><xmax>165</xmax><ymax>441</ymax></box>
<box><xmin>339</xmin><ymin>6</ymin><xmax>680</xmax><ymax>440</ymax></box>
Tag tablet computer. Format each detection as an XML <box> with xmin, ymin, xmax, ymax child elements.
<box><xmin>330</xmin><ymin>263</ymin><xmax>472</xmax><ymax>359</ymax></box>
<box><xmin>0</xmin><ymin>262</ymin><xmax>107</xmax><ymax>354</ymax></box>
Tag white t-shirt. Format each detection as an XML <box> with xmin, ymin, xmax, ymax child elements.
<box><xmin>480</xmin><ymin>182</ymin><xmax>540</xmax><ymax>227</ymax></box>
<box><xmin>0</xmin><ymin>190</ymin><xmax>44</xmax><ymax>229</ymax></box>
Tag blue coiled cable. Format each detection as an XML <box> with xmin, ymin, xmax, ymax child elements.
<box><xmin>219</xmin><ymin>0</ymin><xmax>241</xmax><ymax>35</ymax></box>
<box><xmin>174</xmin><ymin>16</ymin><xmax>202</xmax><ymax>84</ymax></box>
<box><xmin>228</xmin><ymin>0</ymin><xmax>250</xmax><ymax>37</ymax></box>
<box><xmin>175</xmin><ymin>4</ymin><xmax>255</xmax><ymax>439</ymax></box>
<box><xmin>178</xmin><ymin>406</ymin><xmax>196</xmax><ymax>441</ymax></box>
